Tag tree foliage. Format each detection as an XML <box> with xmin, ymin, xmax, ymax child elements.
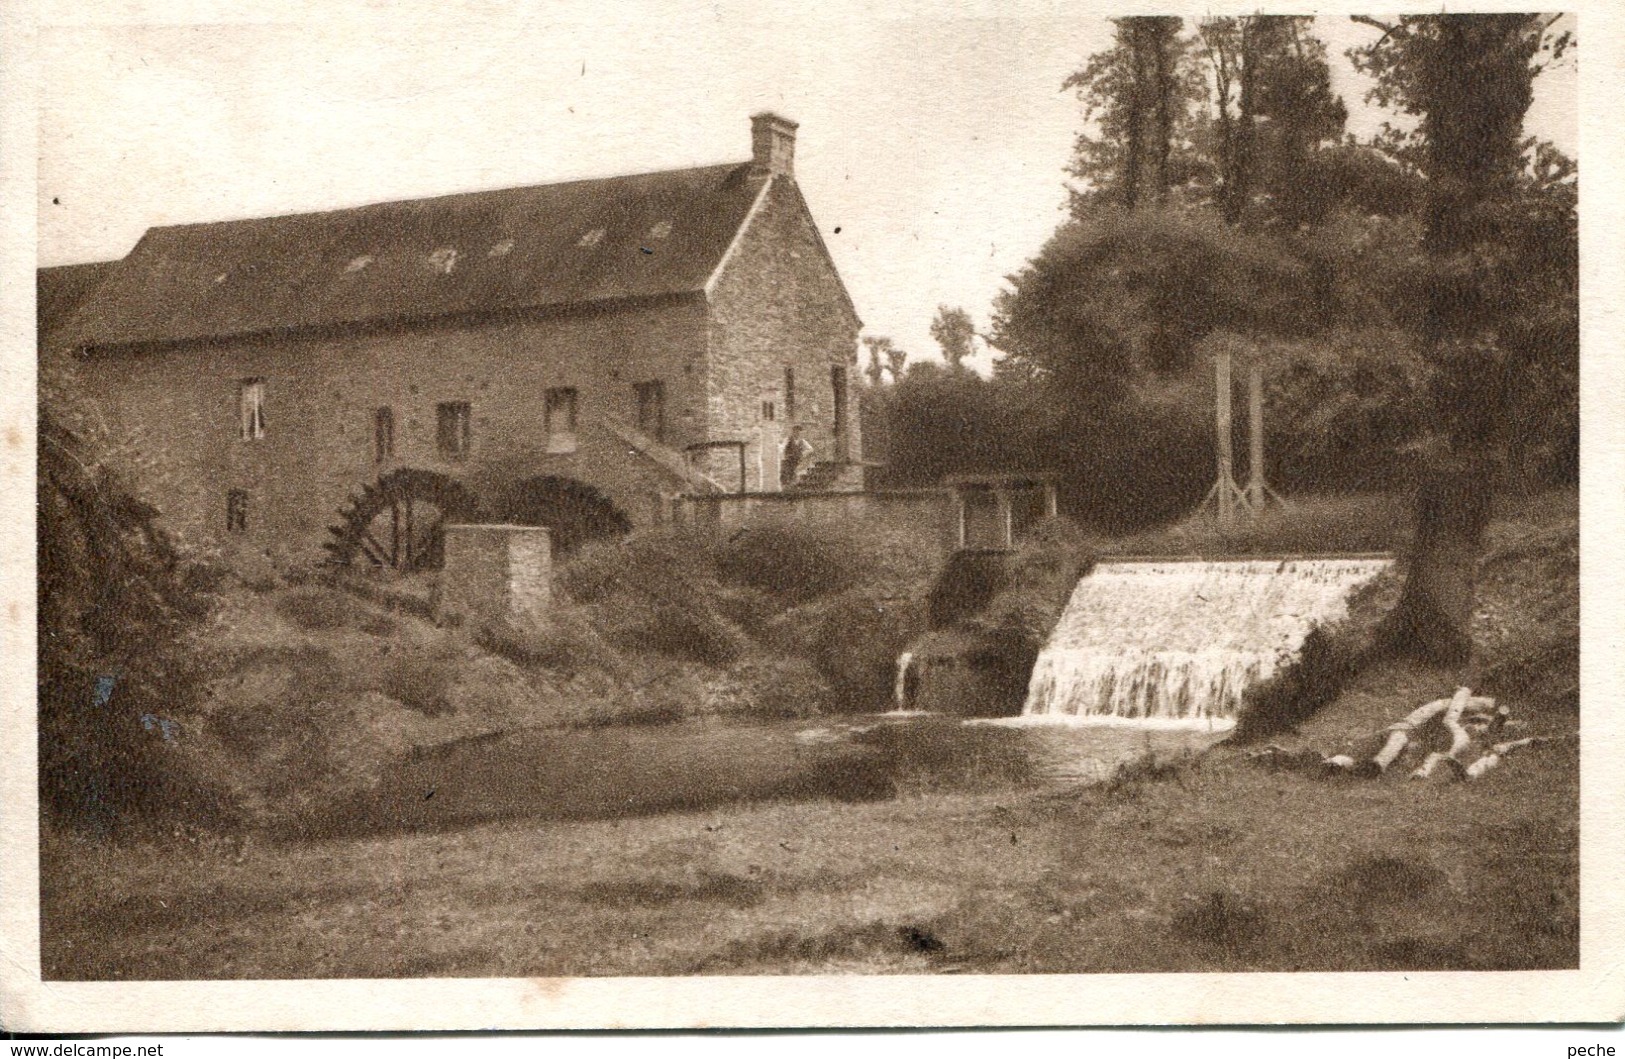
<box><xmin>861</xmin><ymin>335</ymin><xmax>892</xmax><ymax>387</ymax></box>
<box><xmin>38</xmin><ymin>379</ymin><xmax>223</xmax><ymax>830</ymax></box>
<box><xmin>991</xmin><ymin>209</ymin><xmax>1320</xmax><ymax>399</ymax></box>
<box><xmin>1065</xmin><ymin>16</ymin><xmax>1202</xmax><ymax>211</ymax></box>
<box><xmin>929</xmin><ymin>306</ymin><xmax>977</xmax><ymax>370</ymax></box>
<box><xmin>1195</xmin><ymin>16</ymin><xmax>1348</xmax><ymax>226</ymax></box>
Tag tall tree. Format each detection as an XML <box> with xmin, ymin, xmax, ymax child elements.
<box><xmin>1197</xmin><ymin>16</ymin><xmax>1347</xmax><ymax>226</ymax></box>
<box><xmin>1349</xmin><ymin>14</ymin><xmax>1572</xmax><ymax>664</ymax></box>
<box><xmin>929</xmin><ymin>306</ymin><xmax>977</xmax><ymax>371</ymax></box>
<box><xmin>884</xmin><ymin>344</ymin><xmax>909</xmax><ymax>385</ymax></box>
<box><xmin>1065</xmin><ymin>17</ymin><xmax>1197</xmax><ymax>212</ymax></box>
<box><xmin>861</xmin><ymin>336</ymin><xmax>893</xmax><ymax>387</ymax></box>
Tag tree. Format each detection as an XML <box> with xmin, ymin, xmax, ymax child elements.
<box><xmin>991</xmin><ymin>209</ymin><xmax>1318</xmax><ymax>403</ymax></box>
<box><xmin>884</xmin><ymin>344</ymin><xmax>909</xmax><ymax>385</ymax></box>
<box><xmin>861</xmin><ymin>336</ymin><xmax>893</xmax><ymax>387</ymax></box>
<box><xmin>1196</xmin><ymin>16</ymin><xmax>1348</xmax><ymax>226</ymax></box>
<box><xmin>38</xmin><ymin>397</ymin><xmax>222</xmax><ymax>830</ymax></box>
<box><xmin>1064</xmin><ymin>17</ymin><xmax>1199</xmax><ymax>212</ymax></box>
<box><xmin>929</xmin><ymin>306</ymin><xmax>977</xmax><ymax>371</ymax></box>
<box><xmin>1348</xmin><ymin>14</ymin><xmax>1573</xmax><ymax>664</ymax></box>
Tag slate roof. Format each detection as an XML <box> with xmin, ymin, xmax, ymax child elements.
<box><xmin>58</xmin><ymin>161</ymin><xmax>768</xmax><ymax>352</ymax></box>
<box><xmin>37</xmin><ymin>261</ymin><xmax>116</xmax><ymax>339</ymax></box>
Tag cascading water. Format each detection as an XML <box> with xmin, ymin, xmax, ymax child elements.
<box><xmin>1022</xmin><ymin>557</ymin><xmax>1391</xmax><ymax>729</ymax></box>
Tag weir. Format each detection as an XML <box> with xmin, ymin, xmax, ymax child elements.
<box><xmin>1022</xmin><ymin>556</ymin><xmax>1391</xmax><ymax>729</ymax></box>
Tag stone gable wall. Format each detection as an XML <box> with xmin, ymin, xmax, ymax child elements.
<box><xmin>705</xmin><ymin>177</ymin><xmax>862</xmax><ymax>491</ymax></box>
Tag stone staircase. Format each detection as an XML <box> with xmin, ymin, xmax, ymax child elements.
<box><xmin>789</xmin><ymin>460</ymin><xmax>846</xmax><ymax>492</ymax></box>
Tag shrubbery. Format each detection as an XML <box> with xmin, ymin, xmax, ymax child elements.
<box><xmin>38</xmin><ymin>409</ymin><xmax>229</xmax><ymax>831</ymax></box>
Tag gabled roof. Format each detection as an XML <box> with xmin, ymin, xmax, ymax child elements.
<box><xmin>59</xmin><ymin>161</ymin><xmax>770</xmax><ymax>351</ymax></box>
<box><xmin>37</xmin><ymin>261</ymin><xmax>116</xmax><ymax>340</ymax></box>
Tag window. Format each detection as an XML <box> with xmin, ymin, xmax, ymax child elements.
<box><xmin>436</xmin><ymin>401</ymin><xmax>471</xmax><ymax>459</ymax></box>
<box><xmin>761</xmin><ymin>400</ymin><xmax>776</xmax><ymax>421</ymax></box>
<box><xmin>831</xmin><ymin>364</ymin><xmax>849</xmax><ymax>459</ymax></box>
<box><xmin>373</xmin><ymin>407</ymin><xmax>394</xmax><ymax>463</ymax></box>
<box><xmin>784</xmin><ymin>367</ymin><xmax>796</xmax><ymax>421</ymax></box>
<box><xmin>238</xmin><ymin>378</ymin><xmax>266</xmax><ymax>441</ymax></box>
<box><xmin>545</xmin><ymin>387</ymin><xmax>579</xmax><ymax>453</ymax></box>
<box><xmin>226</xmin><ymin>490</ymin><xmax>249</xmax><ymax>533</ymax></box>
<box><xmin>634</xmin><ymin>381</ymin><xmax>665</xmax><ymax>442</ymax></box>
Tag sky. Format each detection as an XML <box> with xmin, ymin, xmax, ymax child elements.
<box><xmin>35</xmin><ymin>1</ymin><xmax>1577</xmax><ymax>374</ymax></box>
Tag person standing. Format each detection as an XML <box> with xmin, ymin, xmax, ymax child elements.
<box><xmin>780</xmin><ymin>424</ymin><xmax>814</xmax><ymax>488</ymax></box>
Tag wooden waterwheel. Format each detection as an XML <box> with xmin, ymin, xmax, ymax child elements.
<box><xmin>325</xmin><ymin>469</ymin><xmax>478</xmax><ymax>571</ymax></box>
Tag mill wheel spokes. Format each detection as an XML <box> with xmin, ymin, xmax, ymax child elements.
<box><xmin>326</xmin><ymin>469</ymin><xmax>478</xmax><ymax>572</ymax></box>
<box><xmin>358</xmin><ymin>492</ymin><xmax>444</xmax><ymax>570</ymax></box>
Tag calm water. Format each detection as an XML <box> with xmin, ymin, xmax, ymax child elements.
<box><xmin>316</xmin><ymin>711</ymin><xmax>1222</xmax><ymax>837</ymax></box>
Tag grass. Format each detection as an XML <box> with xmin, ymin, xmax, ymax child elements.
<box><xmin>39</xmin><ymin>730</ymin><xmax>1576</xmax><ymax>977</ymax></box>
<box><xmin>1102</xmin><ymin>493</ymin><xmax>1411</xmax><ymax>557</ymax></box>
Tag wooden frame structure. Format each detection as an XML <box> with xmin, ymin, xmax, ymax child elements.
<box><xmin>1199</xmin><ymin>344</ymin><xmax>1287</xmax><ymax>526</ymax></box>
<box><xmin>943</xmin><ymin>472</ymin><xmax>1060</xmax><ymax>551</ymax></box>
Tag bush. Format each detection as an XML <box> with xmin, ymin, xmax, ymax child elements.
<box><xmin>557</xmin><ymin>528</ymin><xmax>746</xmax><ymax>665</ymax></box>
<box><xmin>807</xmin><ymin>590</ymin><xmax>919</xmax><ymax>713</ymax></box>
<box><xmin>377</xmin><ymin>646</ymin><xmax>462</xmax><ymax>716</ymax></box>
<box><xmin>477</xmin><ymin>612</ymin><xmax>627</xmax><ymax>679</ymax></box>
<box><xmin>713</xmin><ymin>523</ymin><xmax>856</xmax><ymax>603</ymax></box>
<box><xmin>38</xmin><ymin>408</ymin><xmax>229</xmax><ymax>831</ymax></box>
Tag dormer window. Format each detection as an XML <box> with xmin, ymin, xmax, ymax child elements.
<box><xmin>488</xmin><ymin>239</ymin><xmax>515</xmax><ymax>258</ymax></box>
<box><xmin>648</xmin><ymin>220</ymin><xmax>672</xmax><ymax>240</ymax></box>
<box><xmin>428</xmin><ymin>247</ymin><xmax>458</xmax><ymax>274</ymax></box>
<box><xmin>344</xmin><ymin>254</ymin><xmax>374</xmax><ymax>273</ymax></box>
<box><xmin>577</xmin><ymin>228</ymin><xmax>606</xmax><ymax>248</ymax></box>
<box><xmin>238</xmin><ymin>378</ymin><xmax>266</xmax><ymax>441</ymax></box>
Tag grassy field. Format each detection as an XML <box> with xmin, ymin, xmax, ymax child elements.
<box><xmin>39</xmin><ymin>489</ymin><xmax>1578</xmax><ymax>978</ymax></box>
<box><xmin>41</xmin><ymin>729</ymin><xmax>1575</xmax><ymax>977</ymax></box>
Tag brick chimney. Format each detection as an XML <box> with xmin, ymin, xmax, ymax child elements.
<box><xmin>750</xmin><ymin>112</ymin><xmax>798</xmax><ymax>178</ymax></box>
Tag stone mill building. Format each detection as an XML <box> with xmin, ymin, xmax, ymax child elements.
<box><xmin>41</xmin><ymin>113</ymin><xmax>864</xmax><ymax>568</ymax></box>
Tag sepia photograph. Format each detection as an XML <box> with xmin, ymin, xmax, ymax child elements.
<box><xmin>5</xmin><ymin>0</ymin><xmax>1621</xmax><ymax>1033</ymax></box>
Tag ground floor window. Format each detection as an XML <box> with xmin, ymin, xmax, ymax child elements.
<box><xmin>546</xmin><ymin>387</ymin><xmax>579</xmax><ymax>453</ymax></box>
<box><xmin>374</xmin><ymin>406</ymin><xmax>394</xmax><ymax>463</ymax></box>
<box><xmin>634</xmin><ymin>380</ymin><xmax>665</xmax><ymax>442</ymax></box>
<box><xmin>436</xmin><ymin>401</ymin><xmax>471</xmax><ymax>459</ymax></box>
<box><xmin>226</xmin><ymin>489</ymin><xmax>249</xmax><ymax>533</ymax></box>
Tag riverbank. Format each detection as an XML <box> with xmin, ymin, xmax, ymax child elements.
<box><xmin>41</xmin><ymin>720</ymin><xmax>1573</xmax><ymax>978</ymax></box>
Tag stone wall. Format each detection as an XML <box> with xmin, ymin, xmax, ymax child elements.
<box><xmin>705</xmin><ymin>177</ymin><xmax>863</xmax><ymax>491</ymax></box>
<box><xmin>435</xmin><ymin>523</ymin><xmax>552</xmax><ymax>629</ymax></box>
<box><xmin>74</xmin><ymin>298</ymin><xmax>709</xmax><ymax>562</ymax></box>
<box><xmin>673</xmin><ymin>488</ymin><xmax>959</xmax><ymax>554</ymax></box>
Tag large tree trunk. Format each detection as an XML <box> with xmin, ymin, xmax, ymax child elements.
<box><xmin>1152</xmin><ymin>21</ymin><xmax>1174</xmax><ymax>202</ymax></box>
<box><xmin>1122</xmin><ymin>22</ymin><xmax>1146</xmax><ymax>210</ymax></box>
<box><xmin>1378</xmin><ymin>463</ymin><xmax>1493</xmax><ymax>665</ymax></box>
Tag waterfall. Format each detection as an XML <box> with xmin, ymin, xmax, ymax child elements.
<box><xmin>1023</xmin><ymin>557</ymin><xmax>1391</xmax><ymax>729</ymax></box>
